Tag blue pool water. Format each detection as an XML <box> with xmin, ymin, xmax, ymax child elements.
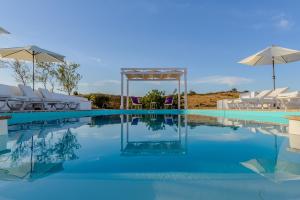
<box><xmin>3</xmin><ymin>109</ymin><xmax>300</xmax><ymax>125</ymax></box>
<box><xmin>0</xmin><ymin>113</ymin><xmax>300</xmax><ymax>199</ymax></box>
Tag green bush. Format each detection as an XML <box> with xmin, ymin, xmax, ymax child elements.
<box><xmin>88</xmin><ymin>94</ymin><xmax>110</xmax><ymax>109</ymax></box>
<box><xmin>189</xmin><ymin>90</ymin><xmax>197</xmax><ymax>95</ymax></box>
<box><xmin>141</xmin><ymin>89</ymin><xmax>166</xmax><ymax>109</ymax></box>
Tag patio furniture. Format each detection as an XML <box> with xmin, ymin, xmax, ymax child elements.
<box><xmin>38</xmin><ymin>88</ymin><xmax>89</xmax><ymax>110</ymax></box>
<box><xmin>231</xmin><ymin>88</ymin><xmax>288</xmax><ymax>109</ymax></box>
<box><xmin>164</xmin><ymin>96</ymin><xmax>174</xmax><ymax>109</ymax></box>
<box><xmin>131</xmin><ymin>116</ymin><xmax>140</xmax><ymax>125</ymax></box>
<box><xmin>18</xmin><ymin>85</ymin><xmax>64</xmax><ymax>110</ymax></box>
<box><xmin>0</xmin><ymin>84</ymin><xmax>28</xmax><ymax>111</ymax></box>
<box><xmin>230</xmin><ymin>89</ymin><xmax>272</xmax><ymax>109</ymax></box>
<box><xmin>0</xmin><ymin>45</ymin><xmax>65</xmax><ymax>91</ymax></box>
<box><xmin>239</xmin><ymin>45</ymin><xmax>300</xmax><ymax>90</ymax></box>
<box><xmin>130</xmin><ymin>96</ymin><xmax>142</xmax><ymax>109</ymax></box>
<box><xmin>277</xmin><ymin>91</ymin><xmax>300</xmax><ymax>110</ymax></box>
<box><xmin>150</xmin><ymin>102</ymin><xmax>158</xmax><ymax>109</ymax></box>
<box><xmin>164</xmin><ymin>115</ymin><xmax>174</xmax><ymax>125</ymax></box>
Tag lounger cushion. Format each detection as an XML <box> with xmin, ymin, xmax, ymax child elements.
<box><xmin>164</xmin><ymin>96</ymin><xmax>173</xmax><ymax>104</ymax></box>
<box><xmin>0</xmin><ymin>84</ymin><xmax>23</xmax><ymax>96</ymax></box>
<box><xmin>18</xmin><ymin>85</ymin><xmax>38</xmax><ymax>98</ymax></box>
<box><xmin>131</xmin><ymin>96</ymin><xmax>141</xmax><ymax>104</ymax></box>
<box><xmin>255</xmin><ymin>90</ymin><xmax>272</xmax><ymax>99</ymax></box>
<box><xmin>38</xmin><ymin>88</ymin><xmax>88</xmax><ymax>103</ymax></box>
<box><xmin>278</xmin><ymin>91</ymin><xmax>300</xmax><ymax>98</ymax></box>
<box><xmin>38</xmin><ymin>88</ymin><xmax>53</xmax><ymax>99</ymax></box>
<box><xmin>267</xmin><ymin>87</ymin><xmax>289</xmax><ymax>98</ymax></box>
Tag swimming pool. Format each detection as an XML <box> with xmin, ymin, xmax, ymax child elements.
<box><xmin>2</xmin><ymin>109</ymin><xmax>300</xmax><ymax>125</ymax></box>
<box><xmin>0</xmin><ymin>112</ymin><xmax>299</xmax><ymax>199</ymax></box>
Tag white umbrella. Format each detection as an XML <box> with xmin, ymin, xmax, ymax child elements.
<box><xmin>0</xmin><ymin>27</ymin><xmax>10</xmax><ymax>35</ymax></box>
<box><xmin>239</xmin><ymin>45</ymin><xmax>300</xmax><ymax>90</ymax></box>
<box><xmin>0</xmin><ymin>45</ymin><xmax>65</xmax><ymax>90</ymax></box>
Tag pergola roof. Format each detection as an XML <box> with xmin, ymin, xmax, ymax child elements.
<box><xmin>121</xmin><ymin>67</ymin><xmax>186</xmax><ymax>81</ymax></box>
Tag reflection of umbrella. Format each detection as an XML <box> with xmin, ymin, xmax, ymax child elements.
<box><xmin>0</xmin><ymin>135</ymin><xmax>63</xmax><ymax>181</ymax></box>
<box><xmin>241</xmin><ymin>139</ymin><xmax>300</xmax><ymax>182</ymax></box>
<box><xmin>0</xmin><ymin>45</ymin><xmax>65</xmax><ymax>90</ymax></box>
<box><xmin>241</xmin><ymin>158</ymin><xmax>300</xmax><ymax>182</ymax></box>
<box><xmin>239</xmin><ymin>45</ymin><xmax>300</xmax><ymax>90</ymax></box>
<box><xmin>0</xmin><ymin>27</ymin><xmax>10</xmax><ymax>35</ymax></box>
<box><xmin>0</xmin><ymin>161</ymin><xmax>63</xmax><ymax>181</ymax></box>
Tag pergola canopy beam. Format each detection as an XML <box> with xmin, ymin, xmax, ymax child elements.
<box><xmin>121</xmin><ymin>67</ymin><xmax>186</xmax><ymax>71</ymax></box>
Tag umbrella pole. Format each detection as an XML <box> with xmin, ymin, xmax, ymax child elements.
<box><xmin>32</xmin><ymin>52</ymin><xmax>35</xmax><ymax>91</ymax></box>
<box><xmin>272</xmin><ymin>57</ymin><xmax>276</xmax><ymax>90</ymax></box>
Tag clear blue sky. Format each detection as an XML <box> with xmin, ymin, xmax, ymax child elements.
<box><xmin>1</xmin><ymin>0</ymin><xmax>300</xmax><ymax>95</ymax></box>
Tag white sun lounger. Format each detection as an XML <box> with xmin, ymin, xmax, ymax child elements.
<box><xmin>18</xmin><ymin>85</ymin><xmax>66</xmax><ymax>110</ymax></box>
<box><xmin>277</xmin><ymin>91</ymin><xmax>300</xmax><ymax>110</ymax></box>
<box><xmin>229</xmin><ymin>90</ymin><xmax>272</xmax><ymax>109</ymax></box>
<box><xmin>226</xmin><ymin>91</ymin><xmax>257</xmax><ymax>109</ymax></box>
<box><xmin>258</xmin><ymin>87</ymin><xmax>289</xmax><ymax>109</ymax></box>
<box><xmin>0</xmin><ymin>84</ymin><xmax>29</xmax><ymax>111</ymax></box>
<box><xmin>38</xmin><ymin>88</ymin><xmax>79</xmax><ymax>110</ymax></box>
<box><xmin>236</xmin><ymin>88</ymin><xmax>288</xmax><ymax>109</ymax></box>
<box><xmin>39</xmin><ymin>88</ymin><xmax>91</xmax><ymax>110</ymax></box>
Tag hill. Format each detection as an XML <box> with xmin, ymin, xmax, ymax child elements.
<box><xmin>80</xmin><ymin>91</ymin><xmax>240</xmax><ymax>109</ymax></box>
<box><xmin>187</xmin><ymin>91</ymin><xmax>239</xmax><ymax>109</ymax></box>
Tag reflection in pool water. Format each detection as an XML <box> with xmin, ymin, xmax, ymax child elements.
<box><xmin>120</xmin><ymin>115</ymin><xmax>187</xmax><ymax>156</ymax></box>
<box><xmin>0</xmin><ymin>118</ymin><xmax>84</xmax><ymax>180</ymax></box>
<box><xmin>0</xmin><ymin>115</ymin><xmax>299</xmax><ymax>199</ymax></box>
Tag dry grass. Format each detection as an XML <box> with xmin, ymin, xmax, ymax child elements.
<box><xmin>81</xmin><ymin>91</ymin><xmax>240</xmax><ymax>109</ymax></box>
<box><xmin>188</xmin><ymin>91</ymin><xmax>239</xmax><ymax>109</ymax></box>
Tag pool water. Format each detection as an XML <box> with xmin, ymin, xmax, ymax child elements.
<box><xmin>0</xmin><ymin>114</ymin><xmax>299</xmax><ymax>199</ymax></box>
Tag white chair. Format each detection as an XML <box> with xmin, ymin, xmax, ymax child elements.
<box><xmin>230</xmin><ymin>90</ymin><xmax>272</xmax><ymax>109</ymax></box>
<box><xmin>37</xmin><ymin>88</ymin><xmax>72</xmax><ymax>110</ymax></box>
<box><xmin>277</xmin><ymin>91</ymin><xmax>300</xmax><ymax>110</ymax></box>
<box><xmin>258</xmin><ymin>87</ymin><xmax>289</xmax><ymax>109</ymax></box>
<box><xmin>38</xmin><ymin>88</ymin><xmax>81</xmax><ymax>110</ymax></box>
<box><xmin>226</xmin><ymin>91</ymin><xmax>257</xmax><ymax>109</ymax></box>
<box><xmin>237</xmin><ymin>88</ymin><xmax>288</xmax><ymax>109</ymax></box>
<box><xmin>0</xmin><ymin>84</ymin><xmax>28</xmax><ymax>111</ymax></box>
<box><xmin>18</xmin><ymin>85</ymin><xmax>64</xmax><ymax>110</ymax></box>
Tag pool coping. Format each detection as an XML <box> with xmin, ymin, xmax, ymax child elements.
<box><xmin>1</xmin><ymin>109</ymin><xmax>300</xmax><ymax>125</ymax></box>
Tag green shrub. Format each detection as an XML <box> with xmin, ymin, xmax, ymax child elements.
<box><xmin>89</xmin><ymin>94</ymin><xmax>110</xmax><ymax>109</ymax></box>
<box><xmin>141</xmin><ymin>89</ymin><xmax>165</xmax><ymax>109</ymax></box>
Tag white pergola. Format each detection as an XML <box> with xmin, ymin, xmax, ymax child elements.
<box><xmin>120</xmin><ymin>67</ymin><xmax>188</xmax><ymax>110</ymax></box>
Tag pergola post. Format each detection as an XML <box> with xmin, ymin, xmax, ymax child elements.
<box><xmin>120</xmin><ymin>71</ymin><xmax>124</xmax><ymax>109</ymax></box>
<box><xmin>120</xmin><ymin>115</ymin><xmax>124</xmax><ymax>151</ymax></box>
<box><xmin>184</xmin><ymin>69</ymin><xmax>188</xmax><ymax>110</ymax></box>
<box><xmin>178</xmin><ymin>78</ymin><xmax>181</xmax><ymax>110</ymax></box>
<box><xmin>126</xmin><ymin>79</ymin><xmax>129</xmax><ymax>109</ymax></box>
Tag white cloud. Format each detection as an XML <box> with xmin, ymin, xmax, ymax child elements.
<box><xmin>233</xmin><ymin>10</ymin><xmax>294</xmax><ymax>31</ymax></box>
<box><xmin>89</xmin><ymin>56</ymin><xmax>102</xmax><ymax>64</ymax></box>
<box><xmin>273</xmin><ymin>13</ymin><xmax>294</xmax><ymax>30</ymax></box>
<box><xmin>192</xmin><ymin>75</ymin><xmax>253</xmax><ymax>87</ymax></box>
<box><xmin>276</xmin><ymin>18</ymin><xmax>292</xmax><ymax>29</ymax></box>
<box><xmin>79</xmin><ymin>79</ymin><xmax>120</xmax><ymax>87</ymax></box>
<box><xmin>190</xmin><ymin>131</ymin><xmax>252</xmax><ymax>141</ymax></box>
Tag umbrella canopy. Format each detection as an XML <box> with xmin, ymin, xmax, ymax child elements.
<box><xmin>0</xmin><ymin>27</ymin><xmax>10</xmax><ymax>35</ymax></box>
<box><xmin>0</xmin><ymin>45</ymin><xmax>65</xmax><ymax>90</ymax></box>
<box><xmin>239</xmin><ymin>45</ymin><xmax>300</xmax><ymax>90</ymax></box>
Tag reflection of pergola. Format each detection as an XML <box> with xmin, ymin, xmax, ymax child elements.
<box><xmin>120</xmin><ymin>68</ymin><xmax>188</xmax><ymax>109</ymax></box>
<box><xmin>120</xmin><ymin>115</ymin><xmax>188</xmax><ymax>156</ymax></box>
